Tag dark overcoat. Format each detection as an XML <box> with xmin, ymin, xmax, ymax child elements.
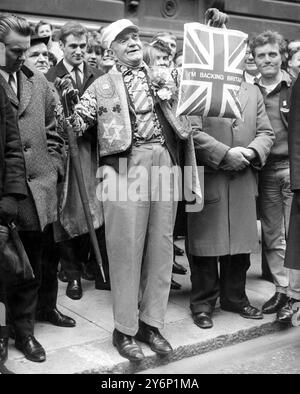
<box><xmin>188</xmin><ymin>82</ymin><xmax>274</xmax><ymax>257</ymax></box>
<box><xmin>0</xmin><ymin>85</ymin><xmax>27</xmax><ymax>200</ymax></box>
<box><xmin>46</xmin><ymin>61</ymin><xmax>103</xmax><ymax>240</ymax></box>
<box><xmin>0</xmin><ymin>66</ymin><xmax>64</xmax><ymax>231</ymax></box>
<box><xmin>285</xmin><ymin>75</ymin><xmax>300</xmax><ymax>269</ymax></box>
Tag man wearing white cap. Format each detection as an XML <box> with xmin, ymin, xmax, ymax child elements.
<box><xmin>57</xmin><ymin>18</ymin><xmax>198</xmax><ymax>361</ymax></box>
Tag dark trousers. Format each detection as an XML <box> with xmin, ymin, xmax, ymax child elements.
<box><xmin>59</xmin><ymin>234</ymin><xmax>91</xmax><ymax>281</ymax></box>
<box><xmin>37</xmin><ymin>225</ymin><xmax>60</xmax><ymax>313</ymax></box>
<box><xmin>188</xmin><ymin>254</ymin><xmax>250</xmax><ymax>314</ymax></box>
<box><xmin>6</xmin><ymin>231</ymin><xmax>43</xmax><ymax>340</ymax></box>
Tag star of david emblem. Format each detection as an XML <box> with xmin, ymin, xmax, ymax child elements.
<box><xmin>102</xmin><ymin>119</ymin><xmax>124</xmax><ymax>144</ymax></box>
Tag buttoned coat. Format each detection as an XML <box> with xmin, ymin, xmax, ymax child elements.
<box><xmin>0</xmin><ymin>85</ymin><xmax>27</xmax><ymax>201</ymax></box>
<box><xmin>188</xmin><ymin>82</ymin><xmax>274</xmax><ymax>257</ymax></box>
<box><xmin>284</xmin><ymin>74</ymin><xmax>300</xmax><ymax>270</ymax></box>
<box><xmin>0</xmin><ymin>65</ymin><xmax>64</xmax><ymax>231</ymax></box>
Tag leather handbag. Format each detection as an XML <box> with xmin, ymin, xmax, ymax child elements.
<box><xmin>0</xmin><ymin>222</ymin><xmax>34</xmax><ymax>283</ymax></box>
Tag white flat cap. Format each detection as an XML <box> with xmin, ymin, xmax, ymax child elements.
<box><xmin>101</xmin><ymin>19</ymin><xmax>139</xmax><ymax>49</ymax></box>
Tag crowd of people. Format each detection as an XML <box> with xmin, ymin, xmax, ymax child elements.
<box><xmin>0</xmin><ymin>7</ymin><xmax>300</xmax><ymax>370</ymax></box>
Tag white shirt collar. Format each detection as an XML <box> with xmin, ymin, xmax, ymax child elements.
<box><xmin>63</xmin><ymin>60</ymin><xmax>84</xmax><ymax>74</ymax></box>
<box><xmin>0</xmin><ymin>69</ymin><xmax>17</xmax><ymax>84</ymax></box>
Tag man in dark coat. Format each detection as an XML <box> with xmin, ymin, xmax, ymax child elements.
<box><xmin>0</xmin><ymin>85</ymin><xmax>27</xmax><ymax>367</ymax></box>
<box><xmin>46</xmin><ymin>21</ymin><xmax>104</xmax><ymax>300</ymax></box>
<box><xmin>276</xmin><ymin>73</ymin><xmax>300</xmax><ymax>323</ymax></box>
<box><xmin>0</xmin><ymin>14</ymin><xmax>64</xmax><ymax>363</ymax></box>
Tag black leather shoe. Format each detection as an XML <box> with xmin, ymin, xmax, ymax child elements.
<box><xmin>262</xmin><ymin>292</ymin><xmax>288</xmax><ymax>314</ymax></box>
<box><xmin>36</xmin><ymin>308</ymin><xmax>76</xmax><ymax>327</ymax></box>
<box><xmin>0</xmin><ymin>326</ymin><xmax>9</xmax><ymax>363</ymax></box>
<box><xmin>113</xmin><ymin>329</ymin><xmax>144</xmax><ymax>362</ymax></box>
<box><xmin>240</xmin><ymin>305</ymin><xmax>263</xmax><ymax>320</ymax></box>
<box><xmin>193</xmin><ymin>312</ymin><xmax>213</xmax><ymax>329</ymax></box>
<box><xmin>58</xmin><ymin>268</ymin><xmax>68</xmax><ymax>283</ymax></box>
<box><xmin>172</xmin><ymin>261</ymin><xmax>187</xmax><ymax>275</ymax></box>
<box><xmin>276</xmin><ymin>298</ymin><xmax>298</xmax><ymax>323</ymax></box>
<box><xmin>66</xmin><ymin>279</ymin><xmax>82</xmax><ymax>300</ymax></box>
<box><xmin>136</xmin><ymin>321</ymin><xmax>173</xmax><ymax>356</ymax></box>
<box><xmin>15</xmin><ymin>335</ymin><xmax>46</xmax><ymax>363</ymax></box>
<box><xmin>171</xmin><ymin>278</ymin><xmax>181</xmax><ymax>290</ymax></box>
<box><xmin>174</xmin><ymin>244</ymin><xmax>184</xmax><ymax>256</ymax></box>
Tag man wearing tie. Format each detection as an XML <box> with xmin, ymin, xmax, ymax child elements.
<box><xmin>46</xmin><ymin>22</ymin><xmax>104</xmax><ymax>300</ymax></box>
<box><xmin>0</xmin><ymin>14</ymin><xmax>64</xmax><ymax>362</ymax></box>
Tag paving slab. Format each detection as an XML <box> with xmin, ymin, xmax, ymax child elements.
<box><xmin>4</xmin><ymin>244</ymin><xmax>287</xmax><ymax>374</ymax></box>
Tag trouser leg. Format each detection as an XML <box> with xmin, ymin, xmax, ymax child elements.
<box><xmin>102</xmin><ymin>160</ymin><xmax>149</xmax><ymax>336</ymax></box>
<box><xmin>6</xmin><ymin>231</ymin><xmax>42</xmax><ymax>340</ymax></box>
<box><xmin>287</xmin><ymin>270</ymin><xmax>300</xmax><ymax>301</ymax></box>
<box><xmin>219</xmin><ymin>254</ymin><xmax>250</xmax><ymax>310</ymax></box>
<box><xmin>139</xmin><ymin>145</ymin><xmax>174</xmax><ymax>329</ymax></box>
<box><xmin>258</xmin><ymin>168</ymin><xmax>290</xmax><ymax>292</ymax></box>
<box><xmin>59</xmin><ymin>236</ymin><xmax>88</xmax><ymax>281</ymax></box>
<box><xmin>37</xmin><ymin>225</ymin><xmax>60</xmax><ymax>312</ymax></box>
<box><xmin>188</xmin><ymin>255</ymin><xmax>219</xmax><ymax>314</ymax></box>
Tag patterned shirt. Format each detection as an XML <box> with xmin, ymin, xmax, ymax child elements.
<box><xmin>117</xmin><ymin>63</ymin><xmax>165</xmax><ymax>145</ymax></box>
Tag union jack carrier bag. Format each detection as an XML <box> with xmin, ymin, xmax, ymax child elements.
<box><xmin>177</xmin><ymin>23</ymin><xmax>248</xmax><ymax>119</ymax></box>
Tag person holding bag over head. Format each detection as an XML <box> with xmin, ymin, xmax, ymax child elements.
<box><xmin>0</xmin><ymin>83</ymin><xmax>27</xmax><ymax>369</ymax></box>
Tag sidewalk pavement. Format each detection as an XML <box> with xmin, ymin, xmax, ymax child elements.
<box><xmin>6</xmin><ymin>240</ymin><xmax>287</xmax><ymax>374</ymax></box>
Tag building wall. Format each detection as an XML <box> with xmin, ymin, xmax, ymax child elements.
<box><xmin>1</xmin><ymin>0</ymin><xmax>300</xmax><ymax>41</ymax></box>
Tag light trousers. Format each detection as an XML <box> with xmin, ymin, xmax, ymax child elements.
<box><xmin>258</xmin><ymin>166</ymin><xmax>293</xmax><ymax>293</ymax></box>
<box><xmin>101</xmin><ymin>143</ymin><xmax>175</xmax><ymax>336</ymax></box>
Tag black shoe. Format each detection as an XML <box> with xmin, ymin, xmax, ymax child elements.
<box><xmin>174</xmin><ymin>244</ymin><xmax>184</xmax><ymax>256</ymax></box>
<box><xmin>112</xmin><ymin>329</ymin><xmax>144</xmax><ymax>362</ymax></box>
<box><xmin>262</xmin><ymin>292</ymin><xmax>288</xmax><ymax>314</ymax></box>
<box><xmin>193</xmin><ymin>312</ymin><xmax>213</xmax><ymax>329</ymax></box>
<box><xmin>222</xmin><ymin>304</ymin><xmax>263</xmax><ymax>319</ymax></box>
<box><xmin>36</xmin><ymin>308</ymin><xmax>76</xmax><ymax>327</ymax></box>
<box><xmin>172</xmin><ymin>261</ymin><xmax>187</xmax><ymax>275</ymax></box>
<box><xmin>58</xmin><ymin>268</ymin><xmax>68</xmax><ymax>283</ymax></box>
<box><xmin>136</xmin><ymin>321</ymin><xmax>173</xmax><ymax>356</ymax></box>
<box><xmin>66</xmin><ymin>279</ymin><xmax>82</xmax><ymax>300</ymax></box>
<box><xmin>81</xmin><ymin>263</ymin><xmax>95</xmax><ymax>281</ymax></box>
<box><xmin>95</xmin><ymin>280</ymin><xmax>111</xmax><ymax>291</ymax></box>
<box><xmin>15</xmin><ymin>335</ymin><xmax>46</xmax><ymax>363</ymax></box>
<box><xmin>171</xmin><ymin>278</ymin><xmax>181</xmax><ymax>290</ymax></box>
<box><xmin>0</xmin><ymin>326</ymin><xmax>9</xmax><ymax>364</ymax></box>
<box><xmin>276</xmin><ymin>298</ymin><xmax>298</xmax><ymax>324</ymax></box>
<box><xmin>240</xmin><ymin>305</ymin><xmax>263</xmax><ymax>320</ymax></box>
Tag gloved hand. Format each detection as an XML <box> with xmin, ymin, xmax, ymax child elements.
<box><xmin>0</xmin><ymin>196</ymin><xmax>18</xmax><ymax>224</ymax></box>
<box><xmin>205</xmin><ymin>8</ymin><xmax>229</xmax><ymax>27</ymax></box>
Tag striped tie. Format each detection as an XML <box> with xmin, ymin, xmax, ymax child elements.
<box><xmin>130</xmin><ymin>70</ymin><xmax>154</xmax><ymax>140</ymax></box>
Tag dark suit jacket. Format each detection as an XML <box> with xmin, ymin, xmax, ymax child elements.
<box><xmin>285</xmin><ymin>74</ymin><xmax>300</xmax><ymax>270</ymax></box>
<box><xmin>0</xmin><ymin>85</ymin><xmax>27</xmax><ymax>200</ymax></box>
<box><xmin>46</xmin><ymin>60</ymin><xmax>102</xmax><ymax>96</ymax></box>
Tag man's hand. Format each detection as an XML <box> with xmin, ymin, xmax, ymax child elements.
<box><xmin>238</xmin><ymin>147</ymin><xmax>257</xmax><ymax>162</ymax></box>
<box><xmin>222</xmin><ymin>147</ymin><xmax>250</xmax><ymax>171</ymax></box>
<box><xmin>0</xmin><ymin>196</ymin><xmax>18</xmax><ymax>224</ymax></box>
<box><xmin>205</xmin><ymin>8</ymin><xmax>228</xmax><ymax>27</ymax></box>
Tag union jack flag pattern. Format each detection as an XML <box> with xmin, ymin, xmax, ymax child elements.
<box><xmin>176</xmin><ymin>23</ymin><xmax>248</xmax><ymax>119</ymax></box>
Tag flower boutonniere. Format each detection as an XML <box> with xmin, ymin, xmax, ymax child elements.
<box><xmin>148</xmin><ymin>66</ymin><xmax>179</xmax><ymax>102</ymax></box>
